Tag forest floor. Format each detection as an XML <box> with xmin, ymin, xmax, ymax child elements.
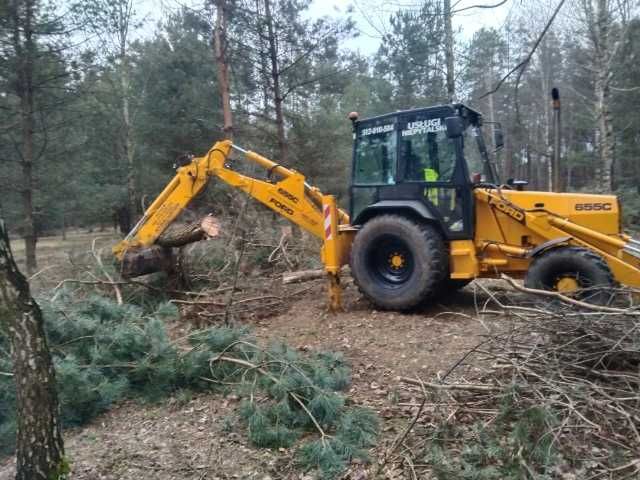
<box><xmin>9</xmin><ymin>229</ymin><xmax>119</xmax><ymax>292</ymax></box>
<box><xmin>1</xmin><ymin>231</ymin><xmax>514</xmax><ymax>480</ymax></box>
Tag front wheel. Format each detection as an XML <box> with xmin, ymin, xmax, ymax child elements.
<box><xmin>350</xmin><ymin>215</ymin><xmax>447</xmax><ymax>310</ymax></box>
<box><xmin>524</xmin><ymin>247</ymin><xmax>615</xmax><ymax>305</ymax></box>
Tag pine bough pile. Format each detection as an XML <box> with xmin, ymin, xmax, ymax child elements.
<box><xmin>0</xmin><ymin>291</ymin><xmax>378</xmax><ymax>479</ymax></box>
<box><xmin>212</xmin><ymin>342</ymin><xmax>379</xmax><ymax>478</ymax></box>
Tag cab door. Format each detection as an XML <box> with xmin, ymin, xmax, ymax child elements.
<box><xmin>396</xmin><ymin>108</ymin><xmax>474</xmax><ymax>240</ymax></box>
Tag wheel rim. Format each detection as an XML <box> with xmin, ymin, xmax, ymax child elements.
<box><xmin>555</xmin><ymin>275</ymin><xmax>580</xmax><ymax>293</ymax></box>
<box><xmin>367</xmin><ymin>235</ymin><xmax>414</xmax><ymax>286</ymax></box>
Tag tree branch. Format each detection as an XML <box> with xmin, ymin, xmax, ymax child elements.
<box><xmin>480</xmin><ymin>0</ymin><xmax>567</xmax><ymax>99</ymax></box>
<box><xmin>451</xmin><ymin>0</ymin><xmax>509</xmax><ymax>14</ymax></box>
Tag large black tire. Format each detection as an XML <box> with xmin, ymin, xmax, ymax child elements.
<box><xmin>349</xmin><ymin>215</ymin><xmax>447</xmax><ymax>310</ymax></box>
<box><xmin>524</xmin><ymin>247</ymin><xmax>615</xmax><ymax>305</ymax></box>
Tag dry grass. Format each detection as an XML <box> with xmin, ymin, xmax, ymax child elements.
<box><xmin>9</xmin><ymin>229</ymin><xmax>120</xmax><ymax>292</ymax></box>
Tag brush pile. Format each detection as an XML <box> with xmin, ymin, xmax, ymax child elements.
<box><xmin>390</xmin><ymin>288</ymin><xmax>640</xmax><ymax>479</ymax></box>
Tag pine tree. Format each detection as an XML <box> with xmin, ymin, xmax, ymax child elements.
<box><xmin>375</xmin><ymin>1</ymin><xmax>446</xmax><ymax>109</ymax></box>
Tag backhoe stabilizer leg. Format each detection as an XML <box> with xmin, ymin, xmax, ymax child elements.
<box><xmin>322</xmin><ymin>195</ymin><xmax>344</xmax><ymax>312</ymax></box>
<box><xmin>327</xmin><ymin>272</ymin><xmax>342</xmax><ymax>313</ymax></box>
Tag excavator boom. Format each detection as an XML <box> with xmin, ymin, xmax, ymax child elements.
<box><xmin>113</xmin><ymin>140</ymin><xmax>354</xmax><ymax>310</ymax></box>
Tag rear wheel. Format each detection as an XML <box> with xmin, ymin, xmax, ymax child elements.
<box><xmin>524</xmin><ymin>247</ymin><xmax>615</xmax><ymax>305</ymax></box>
<box><xmin>350</xmin><ymin>215</ymin><xmax>447</xmax><ymax>310</ymax></box>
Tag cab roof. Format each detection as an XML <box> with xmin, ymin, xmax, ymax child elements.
<box><xmin>355</xmin><ymin>103</ymin><xmax>483</xmax><ymax>126</ymax></box>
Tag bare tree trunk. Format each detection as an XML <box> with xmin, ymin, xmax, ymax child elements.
<box><xmin>443</xmin><ymin>0</ymin><xmax>455</xmax><ymax>103</ymax></box>
<box><xmin>525</xmin><ymin>143</ymin><xmax>533</xmax><ymax>186</ymax></box>
<box><xmin>61</xmin><ymin>211</ymin><xmax>66</xmax><ymax>241</ymax></box>
<box><xmin>583</xmin><ymin>0</ymin><xmax>619</xmax><ymax>193</ymax></box>
<box><xmin>0</xmin><ymin>221</ymin><xmax>66</xmax><ymax>480</ymax></box>
<box><xmin>117</xmin><ymin>1</ymin><xmax>136</xmax><ymax>227</ymax></box>
<box><xmin>484</xmin><ymin>70</ymin><xmax>496</xmax><ymax>150</ymax></box>
<box><xmin>541</xmin><ymin>56</ymin><xmax>553</xmax><ymax>192</ymax></box>
<box><xmin>551</xmin><ymin>88</ymin><xmax>562</xmax><ymax>192</ymax></box>
<box><xmin>595</xmin><ymin>74</ymin><xmax>614</xmax><ymax>192</ymax></box>
<box><xmin>12</xmin><ymin>0</ymin><xmax>38</xmax><ymax>274</ymax></box>
<box><xmin>503</xmin><ymin>133</ymin><xmax>513</xmax><ymax>181</ymax></box>
<box><xmin>121</xmin><ymin>60</ymin><xmax>136</xmax><ymax>225</ymax></box>
<box><xmin>214</xmin><ymin>0</ymin><xmax>234</xmax><ymax>140</ymax></box>
<box><xmin>264</xmin><ymin>0</ymin><xmax>288</xmax><ymax>163</ymax></box>
<box><xmin>594</xmin><ymin>0</ymin><xmax>614</xmax><ymax>192</ymax></box>
<box><xmin>255</xmin><ymin>0</ymin><xmax>271</xmax><ymax>115</ymax></box>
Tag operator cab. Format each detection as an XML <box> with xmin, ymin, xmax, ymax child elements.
<box><xmin>349</xmin><ymin>104</ymin><xmax>497</xmax><ymax>240</ymax></box>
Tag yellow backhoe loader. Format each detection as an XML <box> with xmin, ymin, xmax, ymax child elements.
<box><xmin>113</xmin><ymin>104</ymin><xmax>640</xmax><ymax>311</ymax></box>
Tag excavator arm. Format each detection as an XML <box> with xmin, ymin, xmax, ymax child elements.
<box><xmin>113</xmin><ymin>140</ymin><xmax>354</xmax><ymax>310</ymax></box>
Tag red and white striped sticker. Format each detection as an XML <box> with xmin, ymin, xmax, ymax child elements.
<box><xmin>323</xmin><ymin>204</ymin><xmax>332</xmax><ymax>240</ymax></box>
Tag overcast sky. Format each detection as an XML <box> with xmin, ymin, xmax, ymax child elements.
<box><xmin>306</xmin><ymin>0</ymin><xmax>513</xmax><ymax>53</ymax></box>
<box><xmin>141</xmin><ymin>0</ymin><xmax>512</xmax><ymax>54</ymax></box>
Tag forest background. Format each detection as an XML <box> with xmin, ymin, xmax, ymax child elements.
<box><xmin>2</xmin><ymin>0</ymin><xmax>639</xmax><ymax>273</ymax></box>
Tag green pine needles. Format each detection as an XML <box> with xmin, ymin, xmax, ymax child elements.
<box><xmin>223</xmin><ymin>344</ymin><xmax>379</xmax><ymax>479</ymax></box>
<box><xmin>424</xmin><ymin>401</ymin><xmax>559</xmax><ymax>480</ymax></box>
<box><xmin>0</xmin><ymin>291</ymin><xmax>379</xmax><ymax>479</ymax></box>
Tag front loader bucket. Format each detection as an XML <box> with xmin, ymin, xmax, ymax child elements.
<box><xmin>119</xmin><ymin>246</ymin><xmax>174</xmax><ymax>278</ymax></box>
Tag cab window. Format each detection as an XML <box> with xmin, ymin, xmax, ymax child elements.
<box><xmin>400</xmin><ymin>116</ymin><xmax>456</xmax><ymax>183</ymax></box>
<box><xmin>353</xmin><ymin>120</ymin><xmax>396</xmax><ymax>185</ymax></box>
<box><xmin>464</xmin><ymin>127</ymin><xmax>485</xmax><ymax>180</ymax></box>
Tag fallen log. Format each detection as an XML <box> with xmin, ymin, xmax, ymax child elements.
<box><xmin>157</xmin><ymin>215</ymin><xmax>220</xmax><ymax>248</ymax></box>
<box><xmin>119</xmin><ymin>215</ymin><xmax>220</xmax><ymax>278</ymax></box>
<box><xmin>282</xmin><ymin>269</ymin><xmax>325</xmax><ymax>284</ymax></box>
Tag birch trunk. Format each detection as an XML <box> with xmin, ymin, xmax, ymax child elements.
<box><xmin>0</xmin><ymin>221</ymin><xmax>66</xmax><ymax>480</ymax></box>
<box><xmin>582</xmin><ymin>0</ymin><xmax>618</xmax><ymax>193</ymax></box>
<box><xmin>121</xmin><ymin>56</ymin><xmax>135</xmax><ymax>228</ymax></box>
<box><xmin>594</xmin><ymin>0</ymin><xmax>614</xmax><ymax>192</ymax></box>
<box><xmin>117</xmin><ymin>1</ymin><xmax>136</xmax><ymax>230</ymax></box>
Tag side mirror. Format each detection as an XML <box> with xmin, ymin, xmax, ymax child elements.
<box><xmin>494</xmin><ymin>124</ymin><xmax>504</xmax><ymax>150</ymax></box>
<box><xmin>445</xmin><ymin>116</ymin><xmax>464</xmax><ymax>138</ymax></box>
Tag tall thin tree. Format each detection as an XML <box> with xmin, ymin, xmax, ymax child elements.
<box><xmin>213</xmin><ymin>0</ymin><xmax>234</xmax><ymax>140</ymax></box>
<box><xmin>8</xmin><ymin>0</ymin><xmax>38</xmax><ymax>274</ymax></box>
<box><xmin>263</xmin><ymin>0</ymin><xmax>288</xmax><ymax>163</ymax></box>
<box><xmin>443</xmin><ymin>0</ymin><xmax>455</xmax><ymax>103</ymax></box>
<box><xmin>78</xmin><ymin>0</ymin><xmax>140</xmax><ymax>229</ymax></box>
